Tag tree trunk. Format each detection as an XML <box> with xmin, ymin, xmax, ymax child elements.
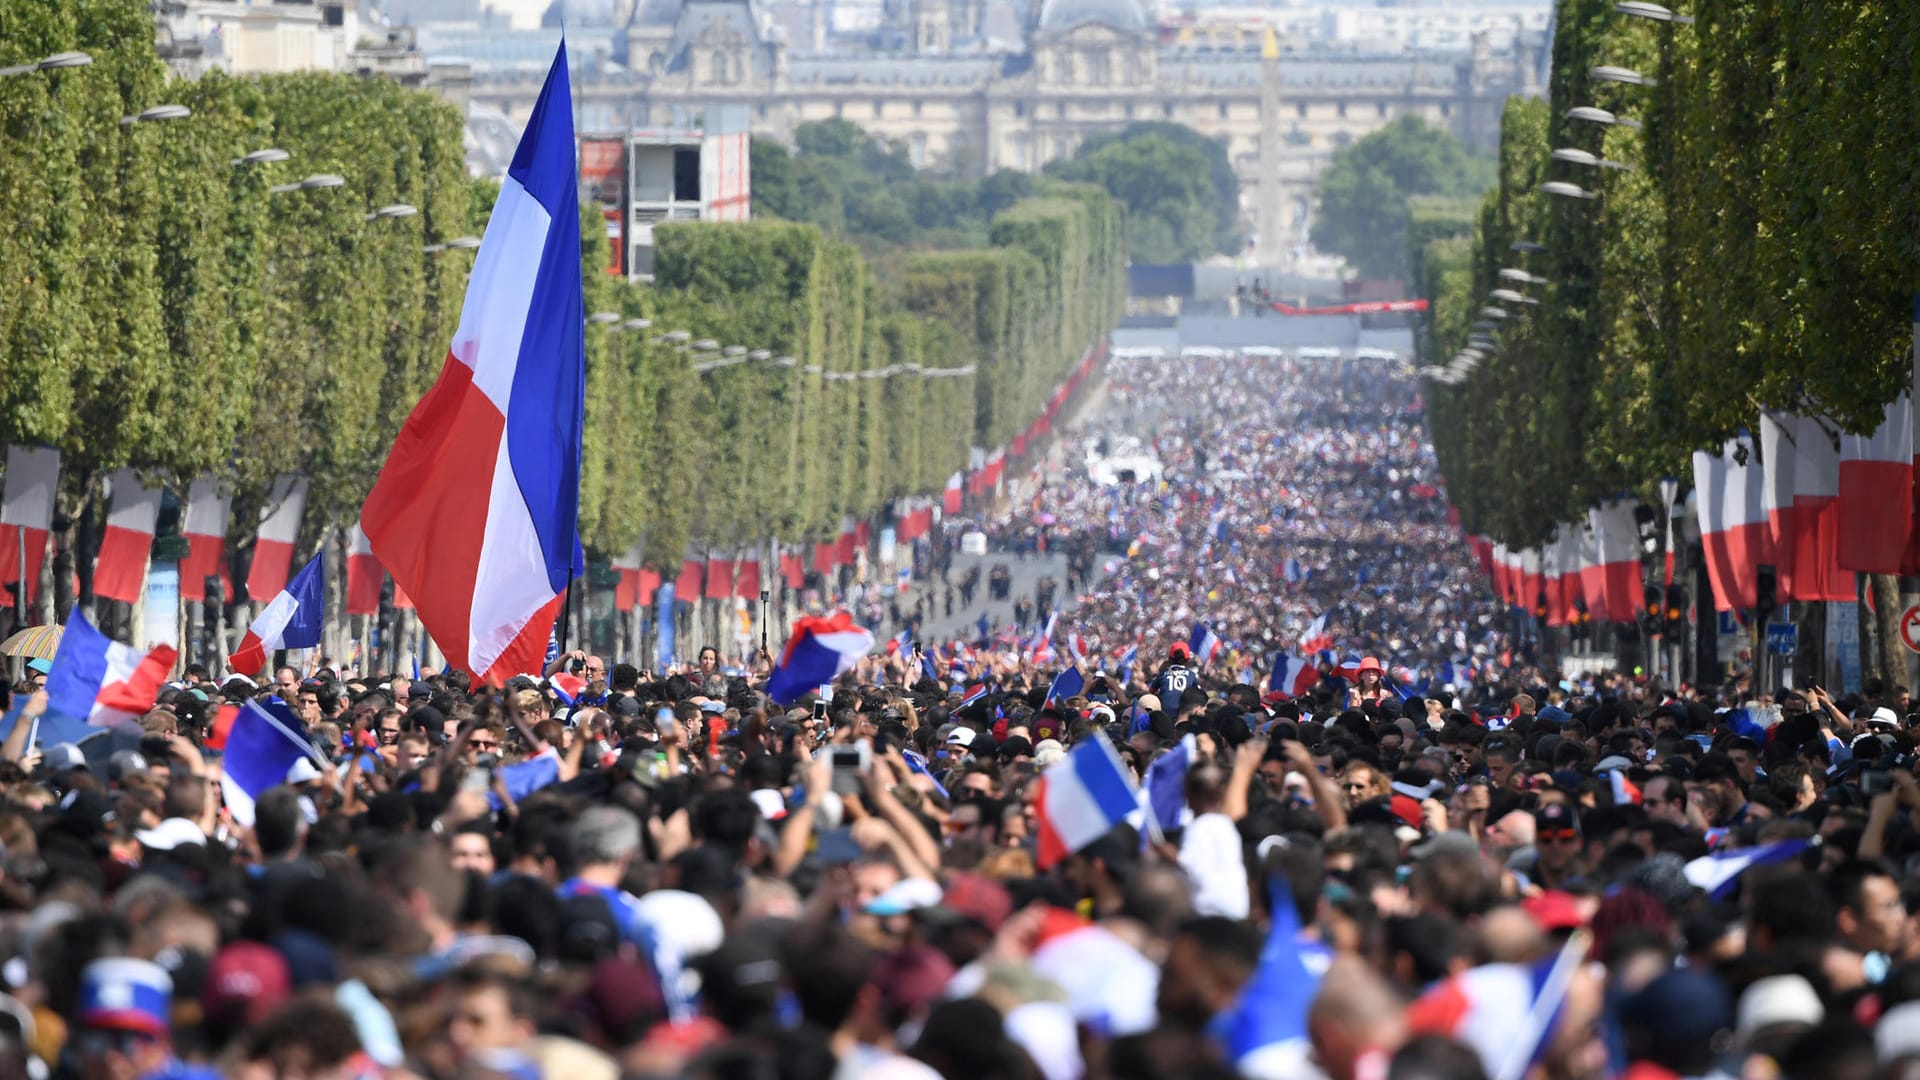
<box><xmin>1872</xmin><ymin>573</ymin><xmax>1904</xmax><ymax>691</ymax></box>
<box><xmin>1793</xmin><ymin>601</ymin><xmax>1825</xmax><ymax>688</ymax></box>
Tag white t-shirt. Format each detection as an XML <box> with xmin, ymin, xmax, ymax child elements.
<box><xmin>1180</xmin><ymin>811</ymin><xmax>1250</xmax><ymax>919</ymax></box>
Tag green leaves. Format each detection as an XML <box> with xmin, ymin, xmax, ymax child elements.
<box><xmin>1312</xmin><ymin>116</ymin><xmax>1497</xmax><ymax>281</ymax></box>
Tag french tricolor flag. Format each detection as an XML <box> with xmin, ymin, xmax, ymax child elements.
<box><xmin>180</xmin><ymin>476</ymin><xmax>232</xmax><ymax>603</ymax></box>
<box><xmin>42</xmin><ymin>611</ymin><xmax>176</xmax><ymax>744</ymax></box>
<box><xmin>1407</xmin><ymin>941</ymin><xmax>1586</xmax><ymax>1080</ymax></box>
<box><xmin>944</xmin><ymin>472</ymin><xmax>964</xmax><ymax>515</ymax></box>
<box><xmin>0</xmin><ymin>446</ymin><xmax>58</xmax><ymax>607</ymax></box>
<box><xmin>246</xmin><ymin>476</ymin><xmax>307</xmax><ymax>602</ymax></box>
<box><xmin>1035</xmin><ymin>733</ymin><xmax>1141</xmax><ymax>869</ymax></box>
<box><xmin>345</xmin><ymin>521</ymin><xmax>382</xmax><ymax>617</ymax></box>
<box><xmin>228</xmin><ymin>551</ymin><xmax>325</xmax><ymax>676</ymax></box>
<box><xmin>93</xmin><ymin>469</ymin><xmax>162</xmax><ymax>604</ymax></box>
<box><xmin>360</xmin><ymin>45</ymin><xmax>586</xmax><ymax>685</ymax></box>
<box><xmin>1188</xmin><ymin>622</ymin><xmax>1222</xmax><ymax>665</ymax></box>
<box><xmin>766</xmin><ymin>611</ymin><xmax>874</xmax><ymax>706</ymax></box>
<box><xmin>1837</xmin><ymin>394</ymin><xmax>1914</xmax><ymax>573</ymax></box>
<box><xmin>613</xmin><ymin>541</ymin><xmax>644</xmax><ymax>612</ymax></box>
<box><xmin>1268</xmin><ymin>651</ymin><xmax>1318</xmax><ymax>697</ymax></box>
<box><xmin>1693</xmin><ymin>436</ymin><xmax>1769</xmax><ymax>611</ymax></box>
<box><xmin>1588</xmin><ymin>499</ymin><xmax>1643</xmax><ymax>624</ymax></box>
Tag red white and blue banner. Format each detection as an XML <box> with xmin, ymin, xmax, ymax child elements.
<box><xmin>229</xmin><ymin>551</ymin><xmax>325</xmax><ymax>675</ymax></box>
<box><xmin>361</xmin><ymin>44</ymin><xmax>586</xmax><ymax>685</ymax></box>
<box><xmin>766</xmin><ymin>611</ymin><xmax>874</xmax><ymax>705</ymax></box>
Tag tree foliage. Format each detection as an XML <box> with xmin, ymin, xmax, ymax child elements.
<box><xmin>0</xmin><ymin>2</ymin><xmax>1129</xmax><ymax>616</ymax></box>
<box><xmin>1425</xmin><ymin>0</ymin><xmax>1920</xmax><ymax>551</ymax></box>
<box><xmin>1312</xmin><ymin>115</ymin><xmax>1496</xmax><ymax>280</ymax></box>
<box><xmin>1047</xmin><ymin>122</ymin><xmax>1239</xmax><ymax>262</ymax></box>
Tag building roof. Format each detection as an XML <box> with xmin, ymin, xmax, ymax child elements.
<box><xmin>1036</xmin><ymin>0</ymin><xmax>1148</xmax><ymax>34</ymax></box>
<box><xmin>787</xmin><ymin>54</ymin><xmax>1000</xmax><ymax>84</ymax></box>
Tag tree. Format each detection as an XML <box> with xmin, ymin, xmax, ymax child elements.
<box><xmin>1311</xmin><ymin>115</ymin><xmax>1495</xmax><ymax>280</ymax></box>
<box><xmin>1048</xmin><ymin>132</ymin><xmax>1218</xmax><ymax>263</ymax></box>
<box><xmin>1070</xmin><ymin>122</ymin><xmax>1240</xmax><ymax>256</ymax></box>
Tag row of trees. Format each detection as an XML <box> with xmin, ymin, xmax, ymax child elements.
<box><xmin>753</xmin><ymin>118</ymin><xmax>1238</xmax><ymax>265</ymax></box>
<box><xmin>1421</xmin><ymin>0</ymin><xmax>1918</xmax><ymax>549</ymax></box>
<box><xmin>0</xmin><ymin>0</ymin><xmax>1126</xmax><ymax>625</ymax></box>
<box><xmin>1310</xmin><ymin>115</ymin><xmax>1494</xmax><ymax>281</ymax></box>
<box><xmin>1419</xmin><ymin>0</ymin><xmax>1920</xmax><ymax>684</ymax></box>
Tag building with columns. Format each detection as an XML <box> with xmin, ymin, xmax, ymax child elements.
<box><xmin>460</xmin><ymin>0</ymin><xmax>1548</xmax><ymax>263</ymax></box>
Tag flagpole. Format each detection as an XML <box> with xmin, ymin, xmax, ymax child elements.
<box><xmin>556</xmin><ymin>565</ymin><xmax>575</xmax><ymax>660</ymax></box>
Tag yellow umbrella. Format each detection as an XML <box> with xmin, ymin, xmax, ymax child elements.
<box><xmin>0</xmin><ymin>624</ymin><xmax>62</xmax><ymax>660</ymax></box>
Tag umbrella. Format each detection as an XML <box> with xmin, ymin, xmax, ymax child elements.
<box><xmin>0</xmin><ymin>624</ymin><xmax>62</xmax><ymax>660</ymax></box>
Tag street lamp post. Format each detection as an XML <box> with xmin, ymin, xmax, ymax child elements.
<box><xmin>0</xmin><ymin>51</ymin><xmax>92</xmax><ymax>77</ymax></box>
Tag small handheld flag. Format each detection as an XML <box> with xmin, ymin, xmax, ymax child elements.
<box><xmin>229</xmin><ymin>551</ymin><xmax>325</xmax><ymax>675</ymax></box>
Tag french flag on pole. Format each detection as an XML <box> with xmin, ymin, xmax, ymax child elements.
<box><xmin>1406</xmin><ymin>941</ymin><xmax>1587</xmax><ymax>1080</ymax></box>
<box><xmin>1267</xmin><ymin>652</ymin><xmax>1318</xmax><ymax>698</ymax></box>
<box><xmin>1028</xmin><ymin>611</ymin><xmax>1057</xmax><ymax>663</ymax></box>
<box><xmin>247</xmin><ymin>476</ymin><xmax>307</xmax><ymax>601</ymax></box>
<box><xmin>228</xmin><ymin>551</ymin><xmax>325</xmax><ymax>676</ymax></box>
<box><xmin>1188</xmin><ymin>622</ymin><xmax>1222</xmax><ymax>666</ymax></box>
<box><xmin>359</xmin><ymin>44</ymin><xmax>586</xmax><ymax>685</ymax></box>
<box><xmin>1045</xmin><ymin>665</ymin><xmax>1085</xmax><ymax>706</ymax></box>
<box><xmin>345</xmin><ymin>521</ymin><xmax>382</xmax><ymax>617</ymax></box>
<box><xmin>93</xmin><ymin>470</ymin><xmax>162</xmax><ymax>604</ymax></box>
<box><xmin>766</xmin><ymin>611</ymin><xmax>874</xmax><ymax>706</ymax></box>
<box><xmin>0</xmin><ymin>446</ymin><xmax>58</xmax><ymax>607</ymax></box>
<box><xmin>1683</xmin><ymin>838</ymin><xmax>1811</xmax><ymax>901</ymax></box>
<box><xmin>221</xmin><ymin>698</ymin><xmax>326</xmax><ymax>827</ymax></box>
<box><xmin>180</xmin><ymin>476</ymin><xmax>232</xmax><ymax>603</ymax></box>
<box><xmin>42</xmin><ymin>611</ymin><xmax>176</xmax><ymax>744</ymax></box>
<box><xmin>1035</xmin><ymin>733</ymin><xmax>1141</xmax><ymax>869</ymax></box>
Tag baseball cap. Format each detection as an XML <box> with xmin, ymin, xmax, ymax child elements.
<box><xmin>204</xmin><ymin>942</ymin><xmax>292</xmax><ymax>1029</ymax></box>
<box><xmin>78</xmin><ymin>957</ymin><xmax>173</xmax><ymax>1037</ymax></box>
<box><xmin>40</xmin><ymin>743</ymin><xmax>86</xmax><ymax>773</ymax></box>
<box><xmin>1521</xmin><ymin>890</ymin><xmax>1586</xmax><ymax>932</ymax></box>
<box><xmin>408</xmin><ymin>684</ymin><xmax>434</xmax><ymax>701</ymax></box>
<box><xmin>927</xmin><ymin>871</ymin><xmax>1013</xmax><ymax>931</ymax></box>
<box><xmin>1532</xmin><ymin>802</ymin><xmax>1582</xmax><ymax>837</ymax></box>
<box><xmin>25</xmin><ymin>657</ymin><xmax>51</xmax><ymax>675</ymax></box>
<box><xmin>1735</xmin><ymin>974</ymin><xmax>1822</xmax><ymax>1040</ymax></box>
<box><xmin>947</xmin><ymin>727</ymin><xmax>976</xmax><ymax>748</ymax></box>
<box><xmin>1168</xmin><ymin>642</ymin><xmax>1191</xmax><ymax>660</ymax></box>
<box><xmin>107</xmin><ymin>750</ymin><xmax>149</xmax><ymax>783</ymax></box>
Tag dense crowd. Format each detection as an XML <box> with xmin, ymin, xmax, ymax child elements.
<box><xmin>1</xmin><ymin>352</ymin><xmax>1918</xmax><ymax>1080</ymax></box>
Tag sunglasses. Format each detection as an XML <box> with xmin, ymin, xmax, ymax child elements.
<box><xmin>1540</xmin><ymin>829</ymin><xmax>1579</xmax><ymax>843</ymax></box>
<box><xmin>470</xmin><ymin>738</ymin><xmax>500</xmax><ymax>751</ymax></box>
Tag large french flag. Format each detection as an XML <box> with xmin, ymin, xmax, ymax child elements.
<box><xmin>705</xmin><ymin>548</ymin><xmax>736</xmax><ymax>601</ymax></box>
<box><xmin>1693</xmin><ymin>437</ymin><xmax>1768</xmax><ymax>611</ymax></box>
<box><xmin>93</xmin><ymin>469</ymin><xmax>162</xmax><ymax>604</ymax></box>
<box><xmin>736</xmin><ymin>547</ymin><xmax>761</xmax><ymax>599</ymax></box>
<box><xmin>360</xmin><ymin>45</ymin><xmax>586</xmax><ymax>685</ymax></box>
<box><xmin>766</xmin><ymin>611</ymin><xmax>874</xmax><ymax>705</ymax></box>
<box><xmin>1188</xmin><ymin>622</ymin><xmax>1222</xmax><ymax>665</ymax></box>
<box><xmin>180</xmin><ymin>476</ymin><xmax>232</xmax><ymax>603</ymax></box>
<box><xmin>42</xmin><ymin>611</ymin><xmax>176</xmax><ymax>744</ymax></box>
<box><xmin>344</xmin><ymin>522</ymin><xmax>382</xmax><ymax>616</ymax></box>
<box><xmin>1406</xmin><ymin>943</ymin><xmax>1585</xmax><ymax>1080</ymax></box>
<box><xmin>613</xmin><ymin>541</ymin><xmax>644</xmax><ymax>612</ymax></box>
<box><xmin>228</xmin><ymin>551</ymin><xmax>325</xmax><ymax>675</ymax></box>
<box><xmin>1761</xmin><ymin>413</ymin><xmax>1852</xmax><ymax>603</ymax></box>
<box><xmin>1268</xmin><ymin>651</ymin><xmax>1319</xmax><ymax>697</ymax></box>
<box><xmin>0</xmin><ymin>445</ymin><xmax>58</xmax><ymax>606</ymax></box>
<box><xmin>944</xmin><ymin>471</ymin><xmax>964</xmax><ymax>515</ymax></box>
<box><xmin>1035</xmin><ymin>733</ymin><xmax>1141</xmax><ymax>869</ymax></box>
<box><xmin>1490</xmin><ymin>543</ymin><xmax>1511</xmax><ymax>603</ymax></box>
<box><xmin>221</xmin><ymin>698</ymin><xmax>325</xmax><ymax>827</ymax></box>
<box><xmin>247</xmin><ymin>476</ymin><xmax>307</xmax><ymax>600</ymax></box>
<box><xmin>1837</xmin><ymin>394</ymin><xmax>1914</xmax><ymax>573</ymax></box>
<box><xmin>1588</xmin><ymin>499</ymin><xmax>1643</xmax><ymax>624</ymax></box>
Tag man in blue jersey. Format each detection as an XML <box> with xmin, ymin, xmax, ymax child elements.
<box><xmin>556</xmin><ymin>805</ymin><xmax>692</xmax><ymax>1021</ymax></box>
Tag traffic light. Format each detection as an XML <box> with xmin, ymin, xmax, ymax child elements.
<box><xmin>1664</xmin><ymin>584</ymin><xmax>1688</xmax><ymax>638</ymax></box>
<box><xmin>1640</xmin><ymin>585</ymin><xmax>1664</xmax><ymax>639</ymax></box>
<box><xmin>1535</xmin><ymin>590</ymin><xmax>1548</xmax><ymax>620</ymax></box>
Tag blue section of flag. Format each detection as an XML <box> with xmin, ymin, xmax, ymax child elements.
<box><xmin>1685</xmin><ymin>837</ymin><xmax>1811</xmax><ymax>900</ymax></box>
<box><xmin>1215</xmin><ymin>874</ymin><xmax>1319</xmax><ymax>1067</ymax></box>
<box><xmin>1116</xmin><ymin>645</ymin><xmax>1138</xmax><ymax>684</ymax></box>
<box><xmin>41</xmin><ymin>612</ymin><xmax>117</xmax><ymax>745</ymax></box>
<box><xmin>488</xmin><ymin>752</ymin><xmax>561</xmax><ymax>810</ymax></box>
<box><xmin>281</xmin><ymin>552</ymin><xmax>327</xmax><ymax>649</ymax></box>
<box><xmin>902</xmin><ymin>748</ymin><xmax>949</xmax><ymax>800</ymax></box>
<box><xmin>503</xmin><ymin>43</ymin><xmax>586</xmax><ymax>597</ymax></box>
<box><xmin>655</xmin><ymin>581</ymin><xmax>676</xmax><ymax>668</ymax></box>
<box><xmin>1046</xmin><ymin>666</ymin><xmax>1085</xmax><ymax>705</ymax></box>
<box><xmin>1144</xmin><ymin>734</ymin><xmax>1193</xmax><ymax>833</ymax></box>
<box><xmin>225</xmin><ymin>700</ymin><xmax>318</xmax><ymax>805</ymax></box>
<box><xmin>919</xmin><ymin>650</ymin><xmax>939</xmax><ymax>683</ymax></box>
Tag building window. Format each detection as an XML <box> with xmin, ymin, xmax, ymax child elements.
<box><xmin>910</xmin><ymin>132</ymin><xmax>928</xmax><ymax>168</ymax></box>
<box><xmin>873</xmin><ymin>100</ymin><xmax>883</xmax><ymax>118</ymax></box>
<box><xmin>1218</xmin><ymin>101</ymin><xmax>1229</xmax><ymax>118</ymax></box>
<box><xmin>834</xmin><ymin>100</ymin><xmax>845</xmax><ymax>117</ymax></box>
<box><xmin>757</xmin><ymin>102</ymin><xmax>767</xmax><ymax>118</ymax></box>
<box><xmin>1014</xmin><ymin>101</ymin><xmax>1027</xmax><ymax>118</ymax></box>
<box><xmin>913</xmin><ymin>99</ymin><xmax>924</xmax><ymax>117</ymax></box>
<box><xmin>1377</xmin><ymin>102</ymin><xmax>1388</xmax><ymax>118</ymax></box>
<box><xmin>1163</xmin><ymin>102</ymin><xmax>1173</xmax><ymax>118</ymax></box>
<box><xmin>1057</xmin><ymin>101</ymin><xmax>1068</xmax><ymax>118</ymax></box>
<box><xmin>1441</xmin><ymin>101</ymin><xmax>1452</xmax><ymax>117</ymax></box>
<box><xmin>1296</xmin><ymin>101</ymin><xmax>1307</xmax><ymax>117</ymax></box>
<box><xmin>1125</xmin><ymin>102</ymin><xmax>1135</xmax><ymax>118</ymax></box>
<box><xmin>1336</xmin><ymin>101</ymin><xmax>1347</xmax><ymax>118</ymax></box>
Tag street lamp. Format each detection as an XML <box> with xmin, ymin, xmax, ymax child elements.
<box><xmin>1489</xmin><ymin>288</ymin><xmax>1539</xmax><ymax>306</ymax></box>
<box><xmin>722</xmin><ymin>345</ymin><xmax>748</xmax><ymax>357</ymax></box>
<box><xmin>1540</xmin><ymin>181</ymin><xmax>1597</xmax><ymax>200</ymax></box>
<box><xmin>364</xmin><ymin>203</ymin><xmax>418</xmax><ymax>221</ymax></box>
<box><xmin>231</xmin><ymin>148</ymin><xmax>290</xmax><ymax>166</ymax></box>
<box><xmin>1509</xmin><ymin>240</ymin><xmax>1547</xmax><ymax>254</ymax></box>
<box><xmin>1590</xmin><ymin>65</ymin><xmax>1656</xmax><ymax>87</ymax></box>
<box><xmin>1566</xmin><ymin>105</ymin><xmax>1643</xmax><ymax>131</ymax></box>
<box><xmin>0</xmin><ymin>51</ymin><xmax>92</xmax><ymax>77</ymax></box>
<box><xmin>424</xmin><ymin>236</ymin><xmax>482</xmax><ymax>253</ymax></box>
<box><xmin>622</xmin><ymin>318</ymin><xmax>653</xmax><ymax>331</ymax></box>
<box><xmin>587</xmin><ymin>311</ymin><xmax>621</xmax><ymax>325</ymax></box>
<box><xmin>653</xmin><ymin>330</ymin><xmax>691</xmax><ymax>344</ymax></box>
<box><xmin>1479</xmin><ymin>306</ymin><xmax>1510</xmax><ymax>320</ymax></box>
<box><xmin>1552</xmin><ymin>148</ymin><xmax>1633</xmax><ymax>171</ymax></box>
<box><xmin>748</xmin><ymin>349</ymin><xmax>772</xmax><ymax>361</ymax></box>
<box><xmin>691</xmin><ymin>339</ymin><xmax>719</xmax><ymax>351</ymax></box>
<box><xmin>1499</xmin><ymin>268</ymin><xmax>1548</xmax><ymax>285</ymax></box>
<box><xmin>268</xmin><ymin>173</ymin><xmax>346</xmax><ymax>194</ymax></box>
<box><xmin>121</xmin><ymin>104</ymin><xmax>191</xmax><ymax>124</ymax></box>
<box><xmin>773</xmin><ymin>356</ymin><xmax>798</xmax><ymax>368</ymax></box>
<box><xmin>1615</xmin><ymin>1</ymin><xmax>1693</xmax><ymax>24</ymax></box>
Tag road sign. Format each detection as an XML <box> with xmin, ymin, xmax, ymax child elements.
<box><xmin>1901</xmin><ymin>605</ymin><xmax>1920</xmax><ymax>654</ymax></box>
<box><xmin>1766</xmin><ymin>622</ymin><xmax>1798</xmax><ymax>657</ymax></box>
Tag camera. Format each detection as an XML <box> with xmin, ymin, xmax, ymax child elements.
<box><xmin>829</xmin><ymin>740</ymin><xmax>872</xmax><ymax>795</ymax></box>
<box><xmin>1862</xmin><ymin>767</ymin><xmax>1891</xmax><ymax>797</ymax></box>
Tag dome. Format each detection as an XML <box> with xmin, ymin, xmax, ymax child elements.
<box><xmin>1037</xmin><ymin>0</ymin><xmax>1149</xmax><ymax>34</ymax></box>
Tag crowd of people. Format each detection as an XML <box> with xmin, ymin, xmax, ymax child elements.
<box><xmin>0</xmin><ymin>349</ymin><xmax>1918</xmax><ymax>1080</ymax></box>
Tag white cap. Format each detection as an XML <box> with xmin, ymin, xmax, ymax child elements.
<box><xmin>634</xmin><ymin>889</ymin><xmax>724</xmax><ymax>959</ymax></box>
<box><xmin>946</xmin><ymin>727</ymin><xmax>976</xmax><ymax>747</ymax></box>
<box><xmin>862</xmin><ymin>876</ymin><xmax>943</xmax><ymax>916</ymax></box>
<box><xmin>134</xmin><ymin>817</ymin><xmax>206</xmax><ymax>852</ymax></box>
<box><xmin>1877</xmin><ymin>1000</ymin><xmax>1920</xmax><ymax>1061</ymax></box>
<box><xmin>1737</xmin><ymin>975</ymin><xmax>1823</xmax><ymax>1039</ymax></box>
